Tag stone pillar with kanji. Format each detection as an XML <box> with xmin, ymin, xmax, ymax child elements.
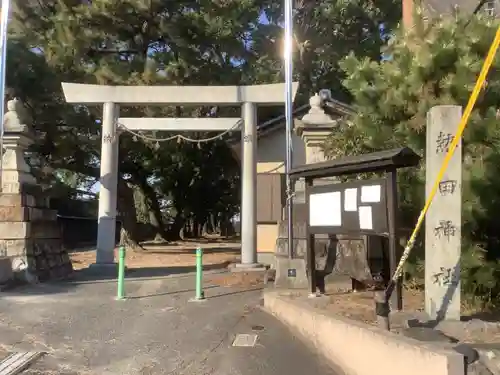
<box><xmin>425</xmin><ymin>105</ymin><xmax>462</xmax><ymax>321</ymax></box>
<box><xmin>0</xmin><ymin>99</ymin><xmax>73</xmax><ymax>285</ymax></box>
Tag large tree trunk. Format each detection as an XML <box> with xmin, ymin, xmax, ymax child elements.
<box><xmin>167</xmin><ymin>213</ymin><xmax>184</xmax><ymax>241</ymax></box>
<box><xmin>220</xmin><ymin>212</ymin><xmax>232</xmax><ymax>237</ymax></box>
<box><xmin>138</xmin><ymin>179</ymin><xmax>168</xmax><ymax>241</ymax></box>
<box><xmin>192</xmin><ymin>221</ymin><xmax>198</xmax><ymax>239</ymax></box>
<box><xmin>210</xmin><ymin>213</ymin><xmax>218</xmax><ymax>234</ymax></box>
<box><xmin>117</xmin><ymin>178</ymin><xmax>145</xmax><ymax>251</ymax></box>
<box><xmin>131</xmin><ymin>174</ymin><xmax>168</xmax><ymax>242</ymax></box>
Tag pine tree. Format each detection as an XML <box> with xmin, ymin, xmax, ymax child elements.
<box><xmin>323</xmin><ymin>12</ymin><xmax>500</xmax><ymax>306</ymax></box>
<box><xmin>254</xmin><ymin>0</ymin><xmax>402</xmax><ymax>104</ymax></box>
<box><xmin>9</xmin><ymin>0</ymin><xmax>259</xmax><ymax>246</ymax></box>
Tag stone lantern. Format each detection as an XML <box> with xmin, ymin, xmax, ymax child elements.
<box><xmin>0</xmin><ymin>99</ymin><xmax>73</xmax><ymax>285</ymax></box>
<box><xmin>1</xmin><ymin>98</ymin><xmax>37</xmax><ymax>191</ymax></box>
<box><xmin>273</xmin><ymin>92</ymin><xmax>347</xmax><ymax>289</ymax></box>
<box><xmin>292</xmin><ymin>93</ymin><xmax>346</xmax><ymax>203</ymax></box>
<box><xmin>295</xmin><ymin>93</ymin><xmax>339</xmax><ymax>165</ymax></box>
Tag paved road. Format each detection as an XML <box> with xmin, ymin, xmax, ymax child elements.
<box><xmin>0</xmin><ymin>270</ymin><xmax>340</xmax><ymax>375</ymax></box>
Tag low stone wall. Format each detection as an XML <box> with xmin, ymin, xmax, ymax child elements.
<box><xmin>263</xmin><ymin>290</ymin><xmax>464</xmax><ymax>375</ymax></box>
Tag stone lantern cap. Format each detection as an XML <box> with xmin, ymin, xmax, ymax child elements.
<box><xmin>1</xmin><ymin>98</ymin><xmax>36</xmax><ymax>191</ymax></box>
<box><xmin>294</xmin><ymin>92</ymin><xmax>354</xmax><ymax>164</ymax></box>
<box><xmin>4</xmin><ymin>98</ymin><xmax>33</xmax><ymax>136</ymax></box>
<box><xmin>299</xmin><ymin>93</ymin><xmax>338</xmax><ymax>127</ymax></box>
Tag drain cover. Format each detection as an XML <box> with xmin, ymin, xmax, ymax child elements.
<box><xmin>0</xmin><ymin>351</ymin><xmax>44</xmax><ymax>375</ymax></box>
<box><xmin>232</xmin><ymin>334</ymin><xmax>258</xmax><ymax>347</ymax></box>
<box><xmin>251</xmin><ymin>325</ymin><xmax>265</xmax><ymax>331</ymax></box>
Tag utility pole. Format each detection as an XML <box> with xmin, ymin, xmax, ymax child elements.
<box><xmin>0</xmin><ymin>0</ymin><xmax>12</xmax><ymax>186</ymax></box>
<box><xmin>284</xmin><ymin>0</ymin><xmax>295</xmax><ymax>259</ymax></box>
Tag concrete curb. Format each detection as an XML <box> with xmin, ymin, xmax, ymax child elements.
<box><xmin>263</xmin><ymin>290</ymin><xmax>465</xmax><ymax>375</ymax></box>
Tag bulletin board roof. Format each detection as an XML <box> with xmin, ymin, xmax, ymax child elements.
<box><xmin>289</xmin><ymin>147</ymin><xmax>421</xmax><ymax>180</ymax></box>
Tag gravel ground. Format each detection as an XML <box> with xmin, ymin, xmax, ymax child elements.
<box><xmin>0</xmin><ymin>269</ymin><xmax>339</xmax><ymax>375</ymax></box>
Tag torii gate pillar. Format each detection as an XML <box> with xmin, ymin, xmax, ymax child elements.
<box><xmin>61</xmin><ymin>82</ymin><xmax>298</xmax><ymax>270</ymax></box>
<box><xmin>96</xmin><ymin>102</ymin><xmax>119</xmax><ymax>264</ymax></box>
<box><xmin>240</xmin><ymin>102</ymin><xmax>257</xmax><ymax>265</ymax></box>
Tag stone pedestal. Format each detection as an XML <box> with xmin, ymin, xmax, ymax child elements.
<box><xmin>274</xmin><ymin>203</ymin><xmax>335</xmax><ymax>289</ymax></box>
<box><xmin>274</xmin><ymin>94</ymin><xmax>381</xmax><ymax>292</ymax></box>
<box><xmin>0</xmin><ymin>195</ymin><xmax>73</xmax><ymax>282</ymax></box>
<box><xmin>274</xmin><ymin>204</ymin><xmax>308</xmax><ymax>288</ymax></box>
<box><xmin>0</xmin><ymin>99</ymin><xmax>73</xmax><ymax>285</ymax></box>
<box><xmin>274</xmin><ymin>94</ymin><xmax>342</xmax><ymax>289</ymax></box>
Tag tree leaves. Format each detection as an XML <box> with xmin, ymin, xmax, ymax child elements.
<box><xmin>8</xmin><ymin>0</ymin><xmax>254</xmax><ymax>239</ymax></box>
<box><xmin>7</xmin><ymin>0</ymin><xmax>404</xmax><ymax>242</ymax></box>
<box><xmin>325</xmin><ymin>12</ymin><xmax>500</xmax><ymax>305</ymax></box>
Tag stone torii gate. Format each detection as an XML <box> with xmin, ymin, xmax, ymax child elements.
<box><xmin>61</xmin><ymin>82</ymin><xmax>298</xmax><ymax>270</ymax></box>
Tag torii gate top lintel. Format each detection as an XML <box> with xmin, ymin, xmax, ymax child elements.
<box><xmin>61</xmin><ymin>82</ymin><xmax>299</xmax><ymax>106</ymax></box>
<box><xmin>63</xmin><ymin>80</ymin><xmax>300</xmax><ymax>269</ymax></box>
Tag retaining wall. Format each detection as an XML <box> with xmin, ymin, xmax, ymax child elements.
<box><xmin>263</xmin><ymin>290</ymin><xmax>464</xmax><ymax>375</ymax></box>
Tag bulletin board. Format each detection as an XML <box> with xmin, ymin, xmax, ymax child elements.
<box><xmin>307</xmin><ymin>178</ymin><xmax>388</xmax><ymax>236</ymax></box>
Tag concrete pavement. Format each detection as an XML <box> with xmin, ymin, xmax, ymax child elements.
<box><xmin>0</xmin><ymin>270</ymin><xmax>340</xmax><ymax>375</ymax></box>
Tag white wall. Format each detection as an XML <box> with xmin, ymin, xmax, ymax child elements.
<box><xmin>256</xmin><ymin>128</ymin><xmax>306</xmax><ymax>169</ymax></box>
<box><xmin>231</xmin><ymin>126</ymin><xmax>307</xmax><ymax>172</ymax></box>
<box><xmin>230</xmin><ymin>125</ymin><xmax>307</xmax><ymax>202</ymax></box>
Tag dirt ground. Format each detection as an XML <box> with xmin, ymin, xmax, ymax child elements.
<box><xmin>317</xmin><ymin>286</ymin><xmax>500</xmax><ymax>344</ymax></box>
<box><xmin>68</xmin><ymin>239</ymin><xmax>269</xmax><ymax>290</ymax></box>
<box><xmin>323</xmin><ymin>288</ymin><xmax>424</xmax><ymax>324</ymax></box>
<box><xmin>69</xmin><ymin>239</ymin><xmax>241</xmax><ymax>271</ymax></box>
<box><xmin>322</xmin><ymin>286</ymin><xmax>499</xmax><ymax>326</ymax></box>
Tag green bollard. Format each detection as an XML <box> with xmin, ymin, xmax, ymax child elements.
<box><xmin>195</xmin><ymin>247</ymin><xmax>205</xmax><ymax>300</ymax></box>
<box><xmin>116</xmin><ymin>246</ymin><xmax>126</xmax><ymax>300</ymax></box>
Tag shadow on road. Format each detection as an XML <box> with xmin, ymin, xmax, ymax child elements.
<box><xmin>77</xmin><ymin>261</ymin><xmax>231</xmax><ymax>280</ymax></box>
<box><xmin>206</xmin><ymin>287</ymin><xmax>264</xmax><ymax>299</ymax></box>
<box><xmin>127</xmin><ymin>285</ymin><xmax>263</xmax><ymax>301</ymax></box>
<box><xmin>144</xmin><ymin>247</ymin><xmax>240</xmax><ymax>255</ymax></box>
<box><xmin>126</xmin><ymin>285</ymin><xmax>220</xmax><ymax>299</ymax></box>
<box><xmin>0</xmin><ymin>262</ymin><xmax>233</xmax><ymax>296</ymax></box>
<box><xmin>139</xmin><ymin>237</ymin><xmax>240</xmax><ymax>247</ymax></box>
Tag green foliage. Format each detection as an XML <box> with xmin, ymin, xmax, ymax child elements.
<box><xmin>323</xmin><ymin>13</ymin><xmax>500</xmax><ymax>306</ymax></box>
<box><xmin>6</xmin><ymin>0</ymin><xmax>403</xmax><ymax>243</ymax></box>
<box><xmin>256</xmin><ymin>0</ymin><xmax>401</xmax><ymax>104</ymax></box>
<box><xmin>9</xmin><ymin>0</ymin><xmax>257</xmax><ymax>240</ymax></box>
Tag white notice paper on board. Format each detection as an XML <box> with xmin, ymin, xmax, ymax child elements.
<box><xmin>344</xmin><ymin>188</ymin><xmax>358</xmax><ymax>212</ymax></box>
<box><xmin>361</xmin><ymin>185</ymin><xmax>381</xmax><ymax>203</ymax></box>
<box><xmin>309</xmin><ymin>191</ymin><xmax>342</xmax><ymax>227</ymax></box>
<box><xmin>358</xmin><ymin>206</ymin><xmax>373</xmax><ymax>230</ymax></box>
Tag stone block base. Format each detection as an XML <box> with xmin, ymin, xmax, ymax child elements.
<box><xmin>86</xmin><ymin>262</ymin><xmax>119</xmax><ymax>277</ymax></box>
<box><xmin>274</xmin><ymin>257</ymin><xmax>309</xmax><ymax>289</ymax></box>
<box><xmin>8</xmin><ymin>240</ymin><xmax>73</xmax><ymax>283</ymax></box>
<box><xmin>0</xmin><ymin>200</ymin><xmax>73</xmax><ymax>285</ymax></box>
<box><xmin>229</xmin><ymin>263</ymin><xmax>268</xmax><ymax>273</ymax></box>
<box><xmin>0</xmin><ymin>257</ymin><xmax>13</xmax><ymax>284</ymax></box>
<box><xmin>0</xmin><ymin>221</ymin><xmax>61</xmax><ymax>240</ymax></box>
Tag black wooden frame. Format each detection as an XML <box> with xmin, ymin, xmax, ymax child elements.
<box><xmin>290</xmin><ymin>147</ymin><xmax>421</xmax><ymax>310</ymax></box>
<box><xmin>307</xmin><ymin>178</ymin><xmax>388</xmax><ymax>236</ymax></box>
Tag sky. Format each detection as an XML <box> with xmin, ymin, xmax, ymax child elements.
<box><xmin>258</xmin><ymin>11</ymin><xmax>270</xmax><ymax>25</ymax></box>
